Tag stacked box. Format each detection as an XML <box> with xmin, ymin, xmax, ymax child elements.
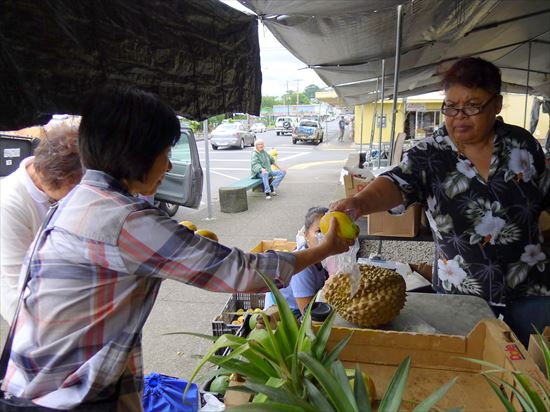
<box><xmin>250</xmin><ymin>238</ymin><xmax>297</xmax><ymax>253</ymax></box>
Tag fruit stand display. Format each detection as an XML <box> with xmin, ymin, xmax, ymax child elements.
<box><xmin>211</xmin><ymin>293</ymin><xmax>264</xmax><ymax>337</ymax></box>
<box><xmin>210</xmin><ymin>238</ymin><xmax>297</xmax><ymax>337</ymax></box>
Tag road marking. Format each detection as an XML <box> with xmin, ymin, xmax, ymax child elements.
<box><xmin>320</xmin><ymin>148</ymin><xmax>357</xmax><ymax>151</ymax></box>
<box><xmin>210</xmin><ymin>170</ymin><xmax>240</xmax><ymax>180</ymax></box>
<box><xmin>289</xmin><ymin>160</ymin><xmax>345</xmax><ymax>170</ymax></box>
<box><xmin>210</xmin><ymin>167</ymin><xmax>250</xmax><ymax>171</ymax></box>
<box><xmin>278</xmin><ymin>152</ymin><xmax>310</xmax><ymax>162</ymax></box>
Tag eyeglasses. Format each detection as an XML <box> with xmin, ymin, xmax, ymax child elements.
<box><xmin>441</xmin><ymin>95</ymin><xmax>499</xmax><ymax>117</ymax></box>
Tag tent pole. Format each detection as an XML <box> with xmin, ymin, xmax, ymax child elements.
<box><xmin>523</xmin><ymin>41</ymin><xmax>532</xmax><ymax>129</ymax></box>
<box><xmin>369</xmin><ymin>77</ymin><xmax>379</xmax><ymax>159</ymax></box>
<box><xmin>359</xmin><ymin>104</ymin><xmax>364</xmax><ymax>155</ymax></box>
<box><xmin>378</xmin><ymin>59</ymin><xmax>386</xmax><ymax>169</ymax></box>
<box><xmin>203</xmin><ymin>119</ymin><xmax>214</xmax><ymax>220</ymax></box>
<box><xmin>389</xmin><ymin>4</ymin><xmax>403</xmax><ymax>165</ymax></box>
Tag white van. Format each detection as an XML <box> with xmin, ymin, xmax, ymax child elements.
<box><xmin>275</xmin><ymin>116</ymin><xmax>298</xmax><ymax>136</ymax></box>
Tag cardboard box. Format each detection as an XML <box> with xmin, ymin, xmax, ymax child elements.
<box><xmin>343</xmin><ymin>174</ymin><xmax>421</xmax><ymax>238</ymax></box>
<box><xmin>368</xmin><ymin>204</ymin><xmax>421</xmax><ymax>237</ymax></box>
<box><xmin>343</xmin><ymin>173</ymin><xmax>371</xmax><ymax>197</ymax></box>
<box><xmin>322</xmin><ymin>319</ymin><xmax>549</xmax><ymax>411</ymax></box>
<box><xmin>528</xmin><ymin>327</ymin><xmax>550</xmax><ymax>376</ymax></box>
<box><xmin>250</xmin><ymin>238</ymin><xmax>296</xmax><ymax>253</ymax></box>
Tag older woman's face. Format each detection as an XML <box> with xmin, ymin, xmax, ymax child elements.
<box><xmin>444</xmin><ymin>84</ymin><xmax>502</xmax><ymax>146</ymax></box>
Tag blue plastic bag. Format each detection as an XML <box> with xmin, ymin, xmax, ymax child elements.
<box><xmin>142</xmin><ymin>373</ymin><xmax>199</xmax><ymax>412</ymax></box>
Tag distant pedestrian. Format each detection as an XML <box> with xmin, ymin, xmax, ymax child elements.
<box><xmin>251</xmin><ymin>139</ymin><xmax>286</xmax><ymax>199</ymax></box>
<box><xmin>338</xmin><ymin>116</ymin><xmax>346</xmax><ymax>142</ymax></box>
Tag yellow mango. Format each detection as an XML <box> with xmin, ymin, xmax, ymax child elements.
<box><xmin>179</xmin><ymin>220</ymin><xmax>197</xmax><ymax>231</ymax></box>
<box><xmin>196</xmin><ymin>229</ymin><xmax>219</xmax><ymax>242</ymax></box>
<box><xmin>319</xmin><ymin>211</ymin><xmax>359</xmax><ymax>240</ymax></box>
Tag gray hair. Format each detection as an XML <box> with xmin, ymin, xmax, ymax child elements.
<box><xmin>304</xmin><ymin>206</ymin><xmax>328</xmax><ymax>230</ymax></box>
<box><xmin>254</xmin><ymin>138</ymin><xmax>264</xmax><ymax>148</ymax></box>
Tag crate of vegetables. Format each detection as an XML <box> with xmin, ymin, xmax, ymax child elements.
<box><xmin>211</xmin><ymin>293</ymin><xmax>265</xmax><ymax>338</ymax></box>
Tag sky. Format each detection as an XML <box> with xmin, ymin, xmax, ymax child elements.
<box><xmin>220</xmin><ymin>0</ymin><xmax>327</xmax><ymax>97</ymax></box>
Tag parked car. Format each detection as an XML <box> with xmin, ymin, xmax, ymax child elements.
<box><xmin>210</xmin><ymin>122</ymin><xmax>255</xmax><ymax>150</ymax></box>
<box><xmin>275</xmin><ymin>116</ymin><xmax>299</xmax><ymax>136</ymax></box>
<box><xmin>154</xmin><ymin>127</ymin><xmax>203</xmax><ymax>216</ymax></box>
<box><xmin>292</xmin><ymin>119</ymin><xmax>324</xmax><ymax>145</ymax></box>
<box><xmin>250</xmin><ymin>122</ymin><xmax>266</xmax><ymax>133</ymax></box>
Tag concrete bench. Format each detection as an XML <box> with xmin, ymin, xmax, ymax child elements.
<box><xmin>219</xmin><ymin>176</ymin><xmax>267</xmax><ymax>213</ymax></box>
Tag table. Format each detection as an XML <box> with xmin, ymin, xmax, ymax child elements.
<box><xmin>356</xmin><ymin>216</ymin><xmax>434</xmax><ymax>258</ymax></box>
<box><xmin>330</xmin><ymin>292</ymin><xmax>495</xmax><ymax>336</ymax></box>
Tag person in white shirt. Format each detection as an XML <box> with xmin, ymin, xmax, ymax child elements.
<box><xmin>0</xmin><ymin>123</ymin><xmax>83</xmax><ymax>324</ymax></box>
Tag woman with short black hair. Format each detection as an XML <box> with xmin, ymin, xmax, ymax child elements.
<box><xmin>1</xmin><ymin>85</ymin><xmax>352</xmax><ymax>410</ymax></box>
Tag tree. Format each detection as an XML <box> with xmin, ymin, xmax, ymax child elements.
<box><xmin>283</xmin><ymin>91</ymin><xmax>310</xmax><ymax>105</ymax></box>
<box><xmin>303</xmin><ymin>84</ymin><xmax>321</xmax><ymax>100</ymax></box>
<box><xmin>261</xmin><ymin>95</ymin><xmax>282</xmax><ymax>110</ymax></box>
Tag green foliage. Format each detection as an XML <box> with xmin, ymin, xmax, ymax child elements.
<box><xmin>172</xmin><ymin>272</ymin><xmax>458</xmax><ymax>411</ymax></box>
<box><xmin>303</xmin><ymin>84</ymin><xmax>321</xmax><ymax>100</ymax></box>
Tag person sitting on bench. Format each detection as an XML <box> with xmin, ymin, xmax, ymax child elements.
<box><xmin>251</xmin><ymin>139</ymin><xmax>286</xmax><ymax>200</ymax></box>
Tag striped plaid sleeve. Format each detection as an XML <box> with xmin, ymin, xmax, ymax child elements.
<box><xmin>118</xmin><ymin>209</ymin><xmax>295</xmax><ymax>292</ymax></box>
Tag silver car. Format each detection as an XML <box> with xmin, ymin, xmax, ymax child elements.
<box><xmin>210</xmin><ymin>122</ymin><xmax>256</xmax><ymax>150</ymax></box>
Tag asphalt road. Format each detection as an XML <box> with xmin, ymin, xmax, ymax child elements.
<box><xmin>175</xmin><ymin>119</ymin><xmax>351</xmax><ymax>221</ymax></box>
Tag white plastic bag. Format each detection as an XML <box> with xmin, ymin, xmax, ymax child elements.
<box><xmin>321</xmin><ymin>237</ymin><xmax>361</xmax><ymax>298</ymax></box>
<box><xmin>199</xmin><ymin>393</ymin><xmax>225</xmax><ymax>411</ymax></box>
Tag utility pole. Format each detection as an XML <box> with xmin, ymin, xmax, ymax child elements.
<box><xmin>286</xmin><ymin>80</ymin><xmax>289</xmax><ymax>115</ymax></box>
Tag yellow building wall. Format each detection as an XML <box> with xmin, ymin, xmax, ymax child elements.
<box><xmin>500</xmin><ymin>94</ymin><xmax>549</xmax><ymax>141</ymax></box>
<box><xmin>353</xmin><ymin>95</ymin><xmax>549</xmax><ymax>144</ymax></box>
<box><xmin>353</xmin><ymin>101</ymin><xmax>441</xmax><ymax>144</ymax></box>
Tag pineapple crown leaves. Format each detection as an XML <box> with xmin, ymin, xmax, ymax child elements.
<box><xmin>177</xmin><ymin>270</ymin><xmax>458</xmax><ymax>410</ymax></box>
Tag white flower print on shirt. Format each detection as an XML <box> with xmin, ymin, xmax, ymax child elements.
<box><xmin>427</xmin><ymin>196</ymin><xmax>437</xmax><ymax>212</ymax></box>
<box><xmin>438</xmin><ymin>257</ymin><xmax>468</xmax><ymax>287</ymax></box>
<box><xmin>520</xmin><ymin>244</ymin><xmax>546</xmax><ymax>266</ymax></box>
<box><xmin>508</xmin><ymin>148</ymin><xmax>535</xmax><ymax>182</ymax></box>
<box><xmin>456</xmin><ymin>159</ymin><xmax>476</xmax><ymax>179</ymax></box>
<box><xmin>526</xmin><ymin>284</ymin><xmax>550</xmax><ymax>296</ymax></box>
<box><xmin>474</xmin><ymin>210</ymin><xmax>506</xmax><ymax>245</ymax></box>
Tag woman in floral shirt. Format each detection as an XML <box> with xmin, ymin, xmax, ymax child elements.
<box><xmin>332</xmin><ymin>57</ymin><xmax>549</xmax><ymax>345</ymax></box>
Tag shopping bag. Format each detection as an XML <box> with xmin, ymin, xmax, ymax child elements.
<box><xmin>142</xmin><ymin>373</ymin><xmax>199</xmax><ymax>412</ymax></box>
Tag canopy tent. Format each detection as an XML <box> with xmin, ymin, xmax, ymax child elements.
<box><xmin>0</xmin><ymin>0</ymin><xmax>262</xmax><ymax>130</ymax></box>
<box><xmin>239</xmin><ymin>0</ymin><xmax>550</xmax><ymax>105</ymax></box>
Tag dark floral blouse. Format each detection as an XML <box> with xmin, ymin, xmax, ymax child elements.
<box><xmin>381</xmin><ymin>121</ymin><xmax>550</xmax><ymax>305</ymax></box>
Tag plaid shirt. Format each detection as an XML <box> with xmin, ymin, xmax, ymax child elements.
<box><xmin>2</xmin><ymin>170</ymin><xmax>295</xmax><ymax>410</ymax></box>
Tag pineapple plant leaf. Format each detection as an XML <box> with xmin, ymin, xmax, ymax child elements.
<box><xmin>297</xmin><ymin>352</ymin><xmax>358</xmax><ymax>411</ymax></box>
<box><xmin>481</xmin><ymin>376</ymin><xmax>516</xmax><ymax>412</ymax></box>
<box><xmin>303</xmin><ymin>379</ymin><xmax>336</xmax><ymax>412</ymax></box>
<box><xmin>353</xmin><ymin>365</ymin><xmax>372</xmax><ymax>412</ymax></box>
<box><xmin>179</xmin><ymin>270</ymin><xmax>457</xmax><ymax>410</ymax></box>
<box><xmin>412</xmin><ymin>377</ymin><xmax>458</xmax><ymax>412</ymax></box>
<box><xmin>378</xmin><ymin>356</ymin><xmax>411</xmax><ymax>412</ymax></box>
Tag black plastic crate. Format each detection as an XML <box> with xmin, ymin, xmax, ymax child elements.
<box><xmin>211</xmin><ymin>293</ymin><xmax>265</xmax><ymax>337</ymax></box>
